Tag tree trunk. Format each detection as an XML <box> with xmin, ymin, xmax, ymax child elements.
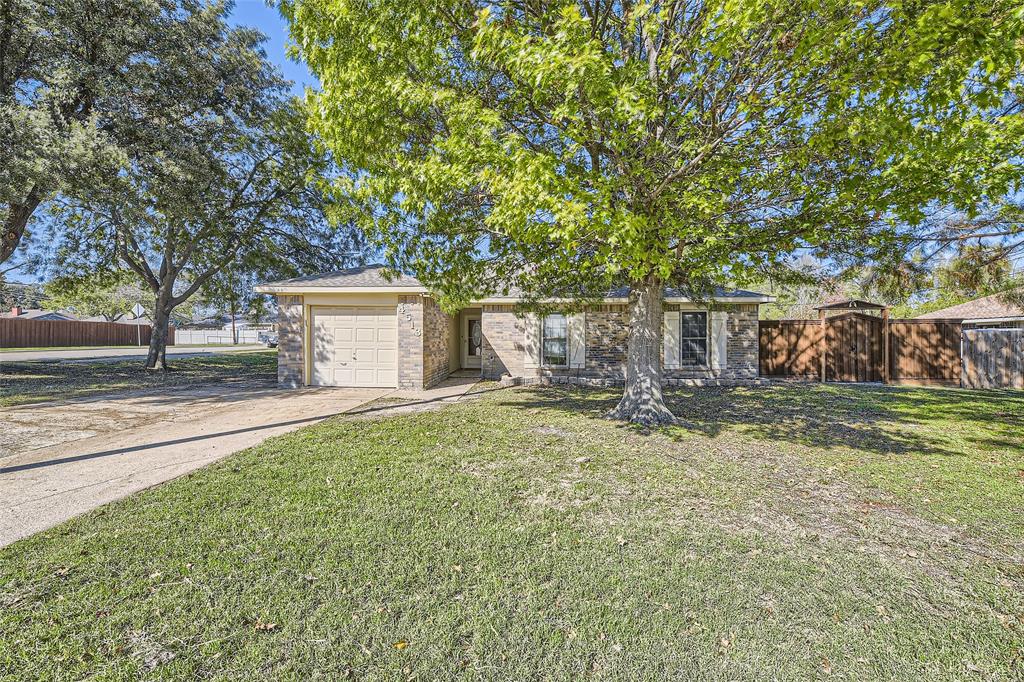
<box><xmin>145</xmin><ymin>293</ymin><xmax>173</xmax><ymax>370</ymax></box>
<box><xmin>1</xmin><ymin>190</ymin><xmax>43</xmax><ymax>264</ymax></box>
<box><xmin>608</xmin><ymin>277</ymin><xmax>676</xmax><ymax>425</ymax></box>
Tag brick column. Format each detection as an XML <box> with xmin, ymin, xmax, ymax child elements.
<box><xmin>398</xmin><ymin>295</ymin><xmax>454</xmax><ymax>389</ymax></box>
<box><xmin>277</xmin><ymin>295</ymin><xmax>304</xmax><ymax>388</ymax></box>
<box><xmin>725</xmin><ymin>304</ymin><xmax>759</xmax><ymax>378</ymax></box>
<box><xmin>397</xmin><ymin>295</ymin><xmax>425</xmax><ymax>389</ymax></box>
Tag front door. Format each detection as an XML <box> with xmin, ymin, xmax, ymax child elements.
<box><xmin>462</xmin><ymin>314</ymin><xmax>482</xmax><ymax>369</ymax></box>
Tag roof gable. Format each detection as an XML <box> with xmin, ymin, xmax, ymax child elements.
<box><xmin>257</xmin><ymin>265</ymin><xmax>424</xmax><ymax>290</ymax></box>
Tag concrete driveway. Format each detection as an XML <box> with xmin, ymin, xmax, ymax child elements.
<box><xmin>0</xmin><ymin>385</ymin><xmax>387</xmax><ymax>547</ymax></box>
<box><xmin>0</xmin><ymin>344</ymin><xmax>266</xmax><ymax>362</ymax></box>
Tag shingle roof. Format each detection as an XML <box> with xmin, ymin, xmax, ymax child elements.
<box><xmin>259</xmin><ymin>265</ymin><xmax>424</xmax><ymax>289</ymax></box>
<box><xmin>257</xmin><ymin>266</ymin><xmax>769</xmax><ymax>301</ymax></box>
<box><xmin>916</xmin><ymin>291</ymin><xmax>1024</xmax><ymax>320</ymax></box>
<box><xmin>485</xmin><ymin>285</ymin><xmax>768</xmax><ymax>300</ymax></box>
<box><xmin>0</xmin><ymin>309</ymin><xmax>77</xmax><ymax>321</ymax></box>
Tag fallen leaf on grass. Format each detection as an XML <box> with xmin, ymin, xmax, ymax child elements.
<box><xmin>718</xmin><ymin>635</ymin><xmax>733</xmax><ymax>654</ymax></box>
<box><xmin>393</xmin><ymin>640</ymin><xmax>409</xmax><ymax>650</ymax></box>
<box><xmin>254</xmin><ymin>621</ymin><xmax>277</xmax><ymax>632</ymax></box>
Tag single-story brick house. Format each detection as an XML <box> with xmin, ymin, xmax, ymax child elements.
<box><xmin>255</xmin><ymin>265</ymin><xmax>772</xmax><ymax>390</ymax></box>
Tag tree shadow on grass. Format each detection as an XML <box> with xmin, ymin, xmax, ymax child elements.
<box><xmin>499</xmin><ymin>383</ymin><xmax>1024</xmax><ymax>459</ymax></box>
<box><xmin>0</xmin><ymin>356</ymin><xmax>278</xmax><ymax>407</ymax></box>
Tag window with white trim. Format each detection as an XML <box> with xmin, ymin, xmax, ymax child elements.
<box><xmin>679</xmin><ymin>311</ymin><xmax>708</xmax><ymax>366</ymax></box>
<box><xmin>542</xmin><ymin>314</ymin><xmax>567</xmax><ymax>366</ymax></box>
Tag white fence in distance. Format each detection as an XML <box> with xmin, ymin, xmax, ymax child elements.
<box><xmin>173</xmin><ymin>329</ymin><xmax>263</xmax><ymax>345</ymax></box>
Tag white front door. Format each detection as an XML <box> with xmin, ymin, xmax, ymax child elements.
<box><xmin>311</xmin><ymin>306</ymin><xmax>397</xmax><ymax>387</ymax></box>
<box><xmin>462</xmin><ymin>313</ymin><xmax>482</xmax><ymax>369</ymax></box>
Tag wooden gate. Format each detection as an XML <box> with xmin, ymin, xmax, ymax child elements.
<box><xmin>825</xmin><ymin>312</ymin><xmax>883</xmax><ymax>382</ymax></box>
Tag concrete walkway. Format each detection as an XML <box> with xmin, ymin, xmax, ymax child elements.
<box><xmin>0</xmin><ymin>344</ymin><xmax>266</xmax><ymax>363</ymax></box>
<box><xmin>0</xmin><ymin>386</ymin><xmax>387</xmax><ymax>547</ymax></box>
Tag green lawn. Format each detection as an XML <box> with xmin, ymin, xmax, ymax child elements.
<box><xmin>1</xmin><ymin>384</ymin><xmax>1022</xmax><ymax>679</ymax></box>
<box><xmin>0</xmin><ymin>351</ymin><xmax>277</xmax><ymax>407</ymax></box>
<box><xmin>0</xmin><ymin>346</ymin><xmax>146</xmax><ymax>352</ymax></box>
<box><xmin>0</xmin><ymin>344</ymin><xmax>264</xmax><ymax>352</ymax></box>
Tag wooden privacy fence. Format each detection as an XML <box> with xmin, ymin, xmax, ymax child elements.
<box><xmin>888</xmin><ymin>319</ymin><xmax>962</xmax><ymax>384</ymax></box>
<box><xmin>758</xmin><ymin>320</ymin><xmax>822</xmax><ymax>378</ymax></box>
<box><xmin>759</xmin><ymin>315</ymin><xmax>962</xmax><ymax>385</ymax></box>
<box><xmin>962</xmin><ymin>329</ymin><xmax>1024</xmax><ymax>389</ymax></box>
<box><xmin>0</xmin><ymin>318</ymin><xmax>173</xmax><ymax>349</ymax></box>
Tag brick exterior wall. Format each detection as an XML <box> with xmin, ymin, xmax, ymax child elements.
<box><xmin>481</xmin><ymin>304</ymin><xmax>526</xmax><ymax>379</ymax></box>
<box><xmin>277</xmin><ymin>295</ymin><xmax>304</xmax><ymax>387</ymax></box>
<box><xmin>584</xmin><ymin>305</ymin><xmax>628</xmax><ymax>375</ymax></box>
<box><xmin>398</xmin><ymin>295</ymin><xmax>453</xmax><ymax>389</ymax></box>
<box><xmin>723</xmin><ymin>304</ymin><xmax>759</xmax><ymax>378</ymax></box>
<box><xmin>422</xmin><ymin>297</ymin><xmax>452</xmax><ymax>388</ymax></box>
<box><xmin>662</xmin><ymin>303</ymin><xmax>759</xmax><ymax>380</ymax></box>
<box><xmin>479</xmin><ymin>302</ymin><xmax>760</xmax><ymax>382</ymax></box>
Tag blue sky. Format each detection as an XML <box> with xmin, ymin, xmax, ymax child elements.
<box><xmin>230</xmin><ymin>0</ymin><xmax>315</xmax><ymax>96</ymax></box>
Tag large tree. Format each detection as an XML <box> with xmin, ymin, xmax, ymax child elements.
<box><xmin>1</xmin><ymin>0</ymin><xmax>267</xmax><ymax>265</ymax></box>
<box><xmin>286</xmin><ymin>0</ymin><xmax>1023</xmax><ymax>423</ymax></box>
<box><xmin>53</xmin><ymin>97</ymin><xmax>367</xmax><ymax>368</ymax></box>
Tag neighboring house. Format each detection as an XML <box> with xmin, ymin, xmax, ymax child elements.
<box><xmin>255</xmin><ymin>265</ymin><xmax>771</xmax><ymax>390</ymax></box>
<box><xmin>916</xmin><ymin>291</ymin><xmax>1024</xmax><ymax>329</ymax></box>
<box><xmin>1</xmin><ymin>306</ymin><xmax>77</xmax><ymax>321</ymax></box>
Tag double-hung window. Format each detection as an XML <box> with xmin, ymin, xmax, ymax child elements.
<box><xmin>542</xmin><ymin>314</ymin><xmax>568</xmax><ymax>366</ymax></box>
<box><xmin>680</xmin><ymin>311</ymin><xmax>708</xmax><ymax>366</ymax></box>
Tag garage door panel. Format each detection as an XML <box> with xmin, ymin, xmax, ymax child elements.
<box><xmin>311</xmin><ymin>306</ymin><xmax>397</xmax><ymax>388</ymax></box>
<box><xmin>354</xmin><ymin>368</ymin><xmax>377</xmax><ymax>384</ymax></box>
<box><xmin>353</xmin><ymin>347</ymin><xmax>375</xmax><ymax>363</ymax></box>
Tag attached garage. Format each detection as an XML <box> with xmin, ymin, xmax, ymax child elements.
<box><xmin>310</xmin><ymin>306</ymin><xmax>397</xmax><ymax>388</ymax></box>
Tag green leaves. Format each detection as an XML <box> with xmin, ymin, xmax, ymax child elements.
<box><xmin>287</xmin><ymin>0</ymin><xmax>1023</xmax><ymax>302</ymax></box>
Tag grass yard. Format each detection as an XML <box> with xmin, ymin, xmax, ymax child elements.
<box><xmin>0</xmin><ymin>351</ymin><xmax>277</xmax><ymax>407</ymax></box>
<box><xmin>1</xmin><ymin>383</ymin><xmax>1022</xmax><ymax>679</ymax></box>
<box><xmin>0</xmin><ymin>346</ymin><xmax>144</xmax><ymax>353</ymax></box>
<box><xmin>0</xmin><ymin>344</ymin><xmax>266</xmax><ymax>353</ymax></box>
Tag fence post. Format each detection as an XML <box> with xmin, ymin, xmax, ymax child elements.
<box><xmin>882</xmin><ymin>307</ymin><xmax>890</xmax><ymax>384</ymax></box>
<box><xmin>819</xmin><ymin>309</ymin><xmax>826</xmax><ymax>382</ymax></box>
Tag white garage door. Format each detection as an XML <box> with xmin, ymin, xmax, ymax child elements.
<box><xmin>311</xmin><ymin>306</ymin><xmax>397</xmax><ymax>387</ymax></box>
